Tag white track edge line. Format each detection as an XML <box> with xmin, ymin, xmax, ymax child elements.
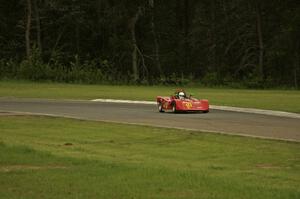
<box><xmin>91</xmin><ymin>98</ymin><xmax>300</xmax><ymax>119</ymax></box>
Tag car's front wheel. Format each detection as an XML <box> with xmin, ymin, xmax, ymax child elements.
<box><xmin>157</xmin><ymin>102</ymin><xmax>164</xmax><ymax>112</ymax></box>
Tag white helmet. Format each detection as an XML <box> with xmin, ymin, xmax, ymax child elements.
<box><xmin>178</xmin><ymin>92</ymin><xmax>185</xmax><ymax>98</ymax></box>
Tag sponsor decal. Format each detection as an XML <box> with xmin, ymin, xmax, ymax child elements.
<box><xmin>184</xmin><ymin>102</ymin><xmax>193</xmax><ymax>109</ymax></box>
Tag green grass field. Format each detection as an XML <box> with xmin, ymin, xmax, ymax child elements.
<box><xmin>1</xmin><ymin>80</ymin><xmax>300</xmax><ymax>113</ymax></box>
<box><xmin>0</xmin><ymin>116</ymin><xmax>299</xmax><ymax>199</ymax></box>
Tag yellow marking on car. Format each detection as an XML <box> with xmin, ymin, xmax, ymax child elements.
<box><xmin>184</xmin><ymin>102</ymin><xmax>193</xmax><ymax>109</ymax></box>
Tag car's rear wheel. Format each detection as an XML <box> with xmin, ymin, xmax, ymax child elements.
<box><xmin>202</xmin><ymin>109</ymin><xmax>209</xmax><ymax>113</ymax></box>
<box><xmin>157</xmin><ymin>102</ymin><xmax>164</xmax><ymax>112</ymax></box>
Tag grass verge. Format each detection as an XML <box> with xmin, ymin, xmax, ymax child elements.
<box><xmin>0</xmin><ymin>80</ymin><xmax>300</xmax><ymax>113</ymax></box>
<box><xmin>0</xmin><ymin>115</ymin><xmax>299</xmax><ymax>199</ymax></box>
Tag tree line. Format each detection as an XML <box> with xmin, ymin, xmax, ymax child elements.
<box><xmin>0</xmin><ymin>0</ymin><xmax>299</xmax><ymax>88</ymax></box>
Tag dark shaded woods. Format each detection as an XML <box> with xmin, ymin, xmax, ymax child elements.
<box><xmin>0</xmin><ymin>0</ymin><xmax>299</xmax><ymax>88</ymax></box>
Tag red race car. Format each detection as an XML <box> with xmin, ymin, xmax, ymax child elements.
<box><xmin>156</xmin><ymin>89</ymin><xmax>209</xmax><ymax>113</ymax></box>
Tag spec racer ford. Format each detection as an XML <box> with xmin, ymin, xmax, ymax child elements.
<box><xmin>156</xmin><ymin>89</ymin><xmax>209</xmax><ymax>113</ymax></box>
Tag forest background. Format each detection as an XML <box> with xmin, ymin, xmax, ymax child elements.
<box><xmin>0</xmin><ymin>0</ymin><xmax>299</xmax><ymax>88</ymax></box>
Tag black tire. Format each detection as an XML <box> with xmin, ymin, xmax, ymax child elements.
<box><xmin>157</xmin><ymin>102</ymin><xmax>164</xmax><ymax>112</ymax></box>
<box><xmin>202</xmin><ymin>110</ymin><xmax>209</xmax><ymax>113</ymax></box>
<box><xmin>172</xmin><ymin>102</ymin><xmax>177</xmax><ymax>113</ymax></box>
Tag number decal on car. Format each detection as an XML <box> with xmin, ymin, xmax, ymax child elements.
<box><xmin>185</xmin><ymin>102</ymin><xmax>193</xmax><ymax>109</ymax></box>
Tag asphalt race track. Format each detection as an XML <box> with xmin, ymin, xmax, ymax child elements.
<box><xmin>0</xmin><ymin>98</ymin><xmax>299</xmax><ymax>142</ymax></box>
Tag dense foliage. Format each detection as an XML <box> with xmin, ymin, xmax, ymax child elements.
<box><xmin>0</xmin><ymin>0</ymin><xmax>299</xmax><ymax>88</ymax></box>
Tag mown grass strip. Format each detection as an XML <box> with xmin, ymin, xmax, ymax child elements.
<box><xmin>0</xmin><ymin>116</ymin><xmax>299</xmax><ymax>199</ymax></box>
<box><xmin>0</xmin><ymin>80</ymin><xmax>300</xmax><ymax>113</ymax></box>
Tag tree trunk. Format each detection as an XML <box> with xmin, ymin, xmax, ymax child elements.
<box><xmin>294</xmin><ymin>45</ymin><xmax>299</xmax><ymax>89</ymax></box>
<box><xmin>183</xmin><ymin>0</ymin><xmax>189</xmax><ymax>70</ymax></box>
<box><xmin>96</xmin><ymin>0</ymin><xmax>105</xmax><ymax>54</ymax></box>
<box><xmin>176</xmin><ymin>0</ymin><xmax>182</xmax><ymax>30</ymax></box>
<box><xmin>255</xmin><ymin>2</ymin><xmax>264</xmax><ymax>81</ymax></box>
<box><xmin>25</xmin><ymin>0</ymin><xmax>32</xmax><ymax>59</ymax></box>
<box><xmin>149</xmin><ymin>0</ymin><xmax>163</xmax><ymax>77</ymax></box>
<box><xmin>209</xmin><ymin>0</ymin><xmax>217</xmax><ymax>73</ymax></box>
<box><xmin>130</xmin><ymin>7</ymin><xmax>143</xmax><ymax>82</ymax></box>
<box><xmin>33</xmin><ymin>0</ymin><xmax>42</xmax><ymax>52</ymax></box>
<box><xmin>76</xmin><ymin>23</ymin><xmax>80</xmax><ymax>55</ymax></box>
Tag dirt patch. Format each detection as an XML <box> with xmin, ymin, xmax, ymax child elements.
<box><xmin>64</xmin><ymin>143</ymin><xmax>73</xmax><ymax>146</ymax></box>
<box><xmin>0</xmin><ymin>165</ymin><xmax>67</xmax><ymax>173</ymax></box>
<box><xmin>255</xmin><ymin>164</ymin><xmax>283</xmax><ymax>169</ymax></box>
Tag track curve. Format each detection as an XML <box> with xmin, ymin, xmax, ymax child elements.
<box><xmin>0</xmin><ymin>98</ymin><xmax>299</xmax><ymax>141</ymax></box>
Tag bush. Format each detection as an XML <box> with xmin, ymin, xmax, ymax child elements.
<box><xmin>201</xmin><ymin>72</ymin><xmax>220</xmax><ymax>86</ymax></box>
<box><xmin>0</xmin><ymin>59</ymin><xmax>19</xmax><ymax>79</ymax></box>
